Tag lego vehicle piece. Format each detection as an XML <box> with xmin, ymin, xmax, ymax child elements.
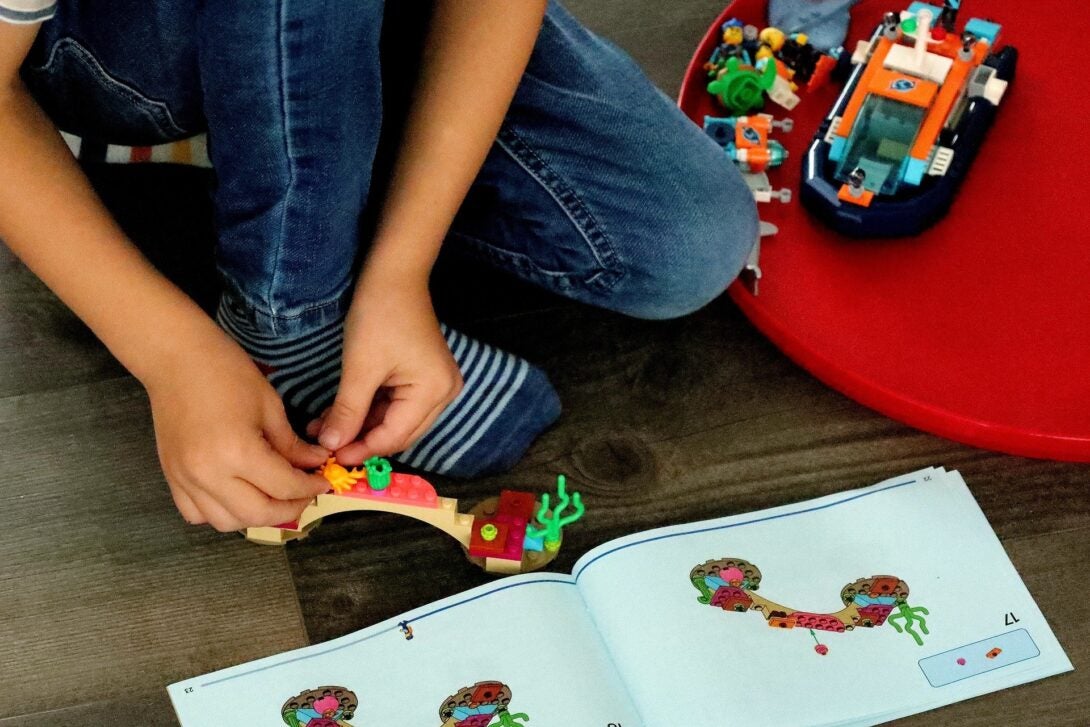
<box><xmin>800</xmin><ymin>1</ymin><xmax>1017</xmax><ymax>237</ymax></box>
<box><xmin>703</xmin><ymin>113</ymin><xmax>793</xmax><ymax>173</ymax></box>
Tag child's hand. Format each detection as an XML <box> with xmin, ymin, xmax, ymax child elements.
<box><xmin>144</xmin><ymin>330</ymin><xmax>331</xmax><ymax>531</ymax></box>
<box><xmin>312</xmin><ymin>280</ymin><xmax>462</xmax><ymax>464</ymax></box>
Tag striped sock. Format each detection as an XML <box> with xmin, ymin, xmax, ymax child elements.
<box><xmin>216</xmin><ymin>302</ymin><xmax>560</xmax><ymax>477</ymax></box>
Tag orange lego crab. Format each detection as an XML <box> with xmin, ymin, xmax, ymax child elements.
<box><xmin>317</xmin><ymin>457</ymin><xmax>366</xmax><ymax>494</ymax></box>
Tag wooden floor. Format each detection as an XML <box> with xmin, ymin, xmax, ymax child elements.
<box><xmin>1</xmin><ymin>2</ymin><xmax>1085</xmax><ymax>725</ymax></box>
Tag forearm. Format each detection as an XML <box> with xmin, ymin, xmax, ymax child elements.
<box><xmin>361</xmin><ymin>0</ymin><xmax>547</xmax><ymax>290</ymax></box>
<box><xmin>0</xmin><ymin>81</ymin><xmax>219</xmax><ymax>384</ymax></box>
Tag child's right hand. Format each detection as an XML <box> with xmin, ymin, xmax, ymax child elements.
<box><xmin>142</xmin><ymin>330</ymin><xmax>331</xmax><ymax>532</ymax></box>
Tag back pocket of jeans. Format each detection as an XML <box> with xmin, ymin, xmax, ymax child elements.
<box><xmin>22</xmin><ymin>37</ymin><xmax>187</xmax><ymax>145</ymax></box>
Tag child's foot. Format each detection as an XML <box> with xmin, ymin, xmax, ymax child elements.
<box><xmin>395</xmin><ymin>325</ymin><xmax>561</xmax><ymax>478</ymax></box>
<box><xmin>216</xmin><ymin>303</ymin><xmax>560</xmax><ymax>478</ymax></box>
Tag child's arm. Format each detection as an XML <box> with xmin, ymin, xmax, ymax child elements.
<box><xmin>0</xmin><ymin>23</ymin><xmax>328</xmax><ymax>528</ymax></box>
<box><xmin>317</xmin><ymin>0</ymin><xmax>549</xmax><ymax>461</ymax></box>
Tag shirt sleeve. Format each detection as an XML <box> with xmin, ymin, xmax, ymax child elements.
<box><xmin>0</xmin><ymin>0</ymin><xmax>56</xmax><ymax>24</ymax></box>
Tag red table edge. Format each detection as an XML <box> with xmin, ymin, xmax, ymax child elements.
<box><xmin>679</xmin><ymin>3</ymin><xmax>1090</xmax><ymax>462</ymax></box>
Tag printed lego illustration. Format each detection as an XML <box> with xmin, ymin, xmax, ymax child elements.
<box><xmin>281</xmin><ymin>686</ymin><xmax>358</xmax><ymax>727</ymax></box>
<box><xmin>690</xmin><ymin>557</ymin><xmax>930</xmax><ymax>653</ymax></box>
<box><xmin>246</xmin><ymin>458</ymin><xmax>584</xmax><ymax>577</ymax></box>
<box><xmin>439</xmin><ymin>681</ymin><xmax>529</xmax><ymax>727</ymax></box>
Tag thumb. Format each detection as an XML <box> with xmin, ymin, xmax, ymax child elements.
<box><xmin>264</xmin><ymin>404</ymin><xmax>329</xmax><ymax>469</ymax></box>
<box><xmin>319</xmin><ymin>372</ymin><xmax>383</xmax><ymax>451</ymax></box>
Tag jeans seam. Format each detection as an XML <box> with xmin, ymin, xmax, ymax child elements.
<box><xmin>30</xmin><ymin>38</ymin><xmax>188</xmax><ymax>137</ymax></box>
<box><xmin>221</xmin><ymin>274</ymin><xmax>351</xmax><ymax>325</ymax></box>
<box><xmin>269</xmin><ymin>0</ymin><xmax>295</xmax><ymax>321</ymax></box>
<box><xmin>495</xmin><ymin>126</ymin><xmax>624</xmax><ymax>291</ymax></box>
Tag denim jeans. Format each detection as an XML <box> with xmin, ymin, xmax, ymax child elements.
<box><xmin>22</xmin><ymin>0</ymin><xmax>758</xmax><ymax>335</ymax></box>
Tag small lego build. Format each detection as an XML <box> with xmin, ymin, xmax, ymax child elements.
<box><xmin>245</xmin><ymin>458</ymin><xmax>585</xmax><ymax>577</ymax></box>
<box><xmin>703</xmin><ymin>113</ymin><xmax>793</xmax><ymax>173</ymax></box>
<box><xmin>703</xmin><ymin>17</ymin><xmax>843</xmax><ymax>114</ymax></box>
<box><xmin>800</xmin><ymin>1</ymin><xmax>1017</xmax><ymax>236</ymax></box>
<box><xmin>439</xmin><ymin>681</ymin><xmax>529</xmax><ymax>727</ymax></box>
<box><xmin>690</xmin><ymin>558</ymin><xmax>930</xmax><ymax>653</ymax></box>
<box><xmin>281</xmin><ymin>686</ymin><xmax>358</xmax><ymax>727</ymax></box>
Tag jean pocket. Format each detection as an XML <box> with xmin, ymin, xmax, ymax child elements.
<box><xmin>22</xmin><ymin>37</ymin><xmax>188</xmax><ymax>145</ymax></box>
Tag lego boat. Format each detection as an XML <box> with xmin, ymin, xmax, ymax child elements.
<box><xmin>800</xmin><ymin>2</ymin><xmax>1017</xmax><ymax>237</ymax></box>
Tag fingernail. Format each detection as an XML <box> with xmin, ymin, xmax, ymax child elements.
<box><xmin>319</xmin><ymin>427</ymin><xmax>340</xmax><ymax>450</ymax></box>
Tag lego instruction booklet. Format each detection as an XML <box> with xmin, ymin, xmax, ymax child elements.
<box><xmin>169</xmin><ymin>467</ymin><xmax>1072</xmax><ymax>726</ymax></box>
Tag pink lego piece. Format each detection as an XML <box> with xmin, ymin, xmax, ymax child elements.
<box><xmin>720</xmin><ymin>566</ymin><xmax>745</xmax><ymax>584</ymax></box>
<box><xmin>457</xmin><ymin>716</ymin><xmax>493</xmax><ymax>727</ymax></box>
<box><xmin>495</xmin><ymin>516</ymin><xmax>527</xmax><ymax>561</ymax></box>
<box><xmin>339</xmin><ymin>472</ymin><xmax>439</xmax><ymax>508</ymax></box>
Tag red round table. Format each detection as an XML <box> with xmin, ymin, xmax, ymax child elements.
<box><xmin>679</xmin><ymin>0</ymin><xmax>1090</xmax><ymax>461</ymax></box>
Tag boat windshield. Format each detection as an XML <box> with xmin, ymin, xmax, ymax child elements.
<box><xmin>835</xmin><ymin>94</ymin><xmax>927</xmax><ymax>195</ymax></box>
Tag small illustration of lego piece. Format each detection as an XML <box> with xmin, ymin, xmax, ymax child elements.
<box><xmin>281</xmin><ymin>685</ymin><xmax>358</xmax><ymax>727</ymax></box>
<box><xmin>497</xmin><ymin>490</ymin><xmax>537</xmax><ymax>521</ymax></box>
<box><xmin>711</xmin><ymin>585</ymin><xmax>753</xmax><ymax>612</ymax></box>
<box><xmin>857</xmin><ymin>603</ymin><xmax>895</xmax><ymax>627</ymax></box>
<box><xmin>767</xmin><ymin>610</ymin><xmax>798</xmax><ymax>629</ymax></box>
<box><xmin>867</xmin><ymin>576</ymin><xmax>903</xmax><ymax>597</ymax></box>
<box><xmin>794</xmin><ymin>612</ymin><xmax>847</xmax><ymax>632</ymax></box>
<box><xmin>440</xmin><ymin>681</ymin><xmax>527</xmax><ymax>727</ymax></box>
<box><xmin>986</xmin><ymin>647</ymin><xmax>1002</xmax><ymax>659</ymax></box>
<box><xmin>919</xmin><ymin>630</ymin><xmax>1039</xmax><ymax>688</ymax></box>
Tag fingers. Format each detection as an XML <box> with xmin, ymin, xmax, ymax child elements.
<box><xmin>188</xmin><ymin>480</ymin><xmax>310</xmax><ymax>532</ymax></box>
<box><xmin>185</xmin><ymin>487</ymin><xmax>246</xmax><ymax>533</ymax></box>
<box><xmin>335</xmin><ymin>391</ymin><xmax>447</xmax><ymax>464</ymax></box>
<box><xmin>236</xmin><ymin>438</ymin><xmax>331</xmax><ymax>501</ymax></box>
<box><xmin>169</xmin><ymin>486</ymin><xmax>206</xmax><ymax>525</ymax></box>
<box><xmin>318</xmin><ymin>372</ymin><xmax>385</xmax><ymax>451</ymax></box>
<box><xmin>223</xmin><ymin>478</ymin><xmax>314</xmax><ymax>528</ymax></box>
<box><xmin>262</xmin><ymin>399</ymin><xmax>329</xmax><ymax>469</ymax></box>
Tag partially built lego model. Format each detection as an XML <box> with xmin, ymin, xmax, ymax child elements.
<box><xmin>246</xmin><ymin>457</ymin><xmax>585</xmax><ymax>576</ymax></box>
<box><xmin>439</xmin><ymin>681</ymin><xmax>528</xmax><ymax>727</ymax></box>
<box><xmin>690</xmin><ymin>557</ymin><xmax>930</xmax><ymax>653</ymax></box>
<box><xmin>281</xmin><ymin>685</ymin><xmax>358</xmax><ymax>727</ymax></box>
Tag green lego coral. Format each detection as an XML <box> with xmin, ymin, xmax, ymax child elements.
<box><xmin>526</xmin><ymin>474</ymin><xmax>585</xmax><ymax>553</ymax></box>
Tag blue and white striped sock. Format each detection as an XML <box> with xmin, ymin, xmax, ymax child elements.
<box><xmin>216</xmin><ymin>302</ymin><xmax>560</xmax><ymax>478</ymax></box>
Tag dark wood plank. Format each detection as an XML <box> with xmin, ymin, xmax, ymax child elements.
<box><xmin>0</xmin><ymin>694</ymin><xmax>176</xmax><ymax>727</ymax></box>
<box><xmin>896</xmin><ymin>527</ymin><xmax>1089</xmax><ymax>726</ymax></box>
<box><xmin>0</xmin><ymin>376</ymin><xmax>308</xmax><ymax>716</ymax></box>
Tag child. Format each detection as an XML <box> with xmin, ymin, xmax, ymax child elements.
<box><xmin>0</xmin><ymin>1</ymin><xmax>759</xmax><ymax>531</ymax></box>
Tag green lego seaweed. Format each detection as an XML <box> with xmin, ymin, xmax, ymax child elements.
<box><xmin>888</xmin><ymin>601</ymin><xmax>930</xmax><ymax>646</ymax></box>
<box><xmin>525</xmin><ymin>475</ymin><xmax>585</xmax><ymax>553</ymax></box>
<box><xmin>492</xmin><ymin>708</ymin><xmax>530</xmax><ymax>726</ymax></box>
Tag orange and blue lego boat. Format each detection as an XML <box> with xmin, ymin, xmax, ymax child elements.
<box><xmin>801</xmin><ymin>2</ymin><xmax>1016</xmax><ymax>237</ymax></box>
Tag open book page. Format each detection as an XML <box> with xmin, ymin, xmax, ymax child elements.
<box><xmin>573</xmin><ymin>467</ymin><xmax>1073</xmax><ymax>727</ymax></box>
<box><xmin>168</xmin><ymin>574</ymin><xmax>640</xmax><ymax>726</ymax></box>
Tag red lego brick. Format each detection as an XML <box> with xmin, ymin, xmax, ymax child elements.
<box><xmin>470</xmin><ymin>682</ymin><xmax>505</xmax><ymax>704</ymax></box>
<box><xmin>468</xmin><ymin>518</ymin><xmax>510</xmax><ymax>558</ymax></box>
<box><xmin>497</xmin><ymin>489</ymin><xmax>537</xmax><ymax>521</ymax></box>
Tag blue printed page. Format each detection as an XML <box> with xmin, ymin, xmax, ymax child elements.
<box><xmin>573</xmin><ymin>467</ymin><xmax>1073</xmax><ymax>727</ymax></box>
<box><xmin>168</xmin><ymin>574</ymin><xmax>640</xmax><ymax>726</ymax></box>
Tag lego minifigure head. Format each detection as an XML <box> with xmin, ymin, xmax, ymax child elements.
<box><xmin>759</xmin><ymin>26</ymin><xmax>786</xmax><ymax>52</ymax></box>
<box><xmin>722</xmin><ymin>18</ymin><xmax>745</xmax><ymax>45</ymax></box>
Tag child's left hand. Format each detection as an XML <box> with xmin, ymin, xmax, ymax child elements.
<box><xmin>308</xmin><ymin>274</ymin><xmax>463</xmax><ymax>464</ymax></box>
